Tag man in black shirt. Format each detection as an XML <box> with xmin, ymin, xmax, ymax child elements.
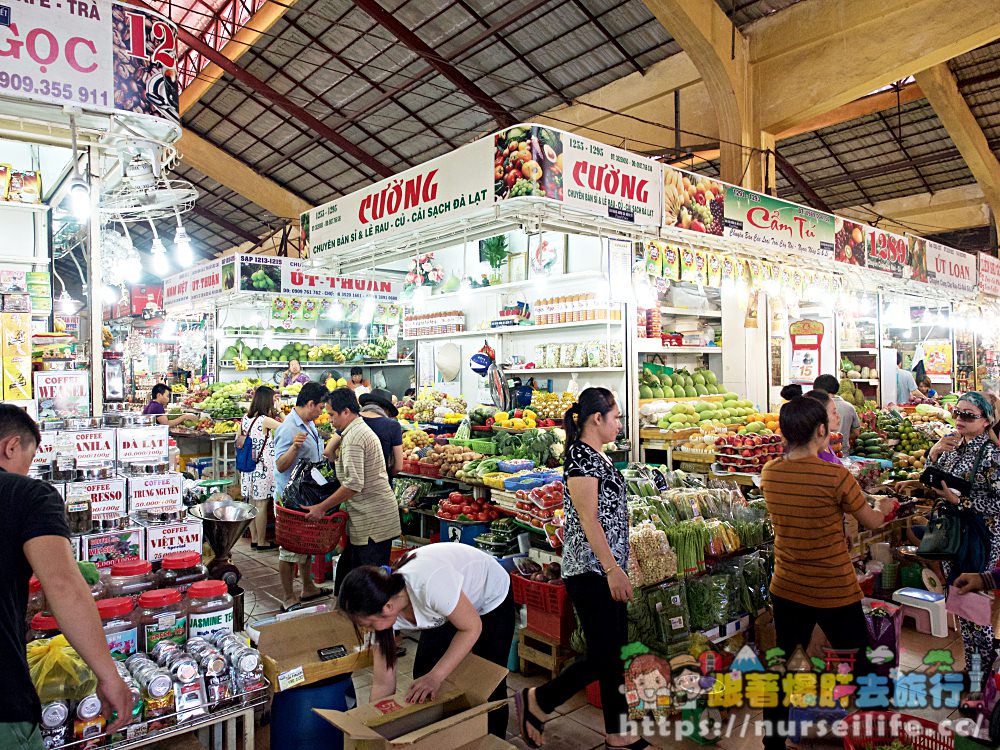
<box><xmin>0</xmin><ymin>406</ymin><xmax>131</xmax><ymax>748</ymax></box>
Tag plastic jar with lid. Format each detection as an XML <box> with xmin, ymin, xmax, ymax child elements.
<box><xmin>137</xmin><ymin>589</ymin><xmax>187</xmax><ymax>652</ymax></box>
<box><xmin>96</xmin><ymin>598</ymin><xmax>138</xmax><ymax>661</ymax></box>
<box><xmin>29</xmin><ymin>613</ymin><xmax>61</xmax><ymax>642</ymax></box>
<box><xmin>26</xmin><ymin>575</ymin><xmax>46</xmax><ymax>627</ymax></box>
<box><xmin>154</xmin><ymin>551</ymin><xmax>207</xmax><ymax>594</ymax></box>
<box><xmin>107</xmin><ymin>560</ymin><xmax>154</xmax><ymax>606</ymax></box>
<box><xmin>168</xmin><ymin>439</ymin><xmax>180</xmax><ymax>473</ymax></box>
<box><xmin>186</xmin><ymin>580</ymin><xmax>234</xmax><ymax>639</ymax></box>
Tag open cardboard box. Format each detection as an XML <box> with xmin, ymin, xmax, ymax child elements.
<box><xmin>258</xmin><ymin>609</ymin><xmax>372</xmax><ymax>692</ymax></box>
<box><xmin>315</xmin><ymin>654</ymin><xmax>509</xmax><ymax>750</ymax></box>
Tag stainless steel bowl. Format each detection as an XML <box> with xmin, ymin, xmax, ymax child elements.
<box><xmin>75</xmin><ymin>462</ymin><xmax>117</xmax><ymax>481</ymax></box>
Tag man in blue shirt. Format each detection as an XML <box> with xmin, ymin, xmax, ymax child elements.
<box><xmin>273</xmin><ymin>381</ymin><xmax>330</xmax><ymax>611</ymax></box>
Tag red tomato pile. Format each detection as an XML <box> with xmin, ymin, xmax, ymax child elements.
<box><xmin>436</xmin><ymin>492</ymin><xmax>502</xmax><ymax>523</ymax></box>
<box><xmin>514</xmin><ymin>481</ymin><xmax>565</xmax><ymax>528</ymax></box>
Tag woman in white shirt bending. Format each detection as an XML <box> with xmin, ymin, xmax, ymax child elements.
<box><xmin>337</xmin><ymin>543</ymin><xmax>514</xmax><ymax>738</ymax></box>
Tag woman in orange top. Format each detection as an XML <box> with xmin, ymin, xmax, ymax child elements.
<box><xmin>760</xmin><ymin>396</ymin><xmax>890</xmax><ymax>750</ymax></box>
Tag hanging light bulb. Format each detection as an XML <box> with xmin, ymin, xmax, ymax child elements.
<box><xmin>69</xmin><ymin>178</ymin><xmax>90</xmax><ymax>222</ymax></box>
<box><xmin>173</xmin><ymin>211</ymin><xmax>193</xmax><ymax>267</ymax></box>
<box><xmin>150</xmin><ymin>238</ymin><xmax>170</xmax><ymax>276</ymax></box>
<box><xmin>59</xmin><ymin>290</ymin><xmax>77</xmax><ymax>314</ymax></box>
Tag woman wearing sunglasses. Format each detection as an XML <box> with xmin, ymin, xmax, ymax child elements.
<box><xmin>925</xmin><ymin>391</ymin><xmax>1000</xmax><ymax>684</ymax></box>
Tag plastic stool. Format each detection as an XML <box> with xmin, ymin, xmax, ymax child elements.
<box><xmin>893</xmin><ymin>587</ymin><xmax>948</xmax><ymax>638</ymax></box>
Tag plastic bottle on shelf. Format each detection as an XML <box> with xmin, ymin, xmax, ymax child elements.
<box><xmin>168</xmin><ymin>439</ymin><xmax>180</xmax><ymax>473</ymax></box>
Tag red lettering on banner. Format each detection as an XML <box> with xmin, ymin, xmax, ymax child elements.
<box><xmin>358</xmin><ymin>170</ymin><xmax>439</xmax><ymax>224</ymax></box>
<box><xmin>571</xmin><ymin>161</ymin><xmax>649</xmax><ymax>202</ymax></box>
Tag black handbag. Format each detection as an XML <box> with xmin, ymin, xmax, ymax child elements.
<box><xmin>916</xmin><ymin>502</ymin><xmax>962</xmax><ymax>560</ymax></box>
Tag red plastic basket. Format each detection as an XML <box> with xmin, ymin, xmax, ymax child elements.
<box><xmin>527</xmin><ymin>607</ymin><xmax>574</xmax><ymax>643</ymax></box>
<box><xmin>275</xmin><ymin>506</ymin><xmax>348</xmax><ymax>556</ymax></box>
<box><xmin>511</xmin><ymin>572</ymin><xmax>569</xmax><ymax>615</ymax></box>
<box><xmin>585</xmin><ymin>682</ymin><xmax>602</xmax><ymax>709</ymax></box>
<box><xmin>417</xmin><ymin>463</ymin><xmax>441</xmax><ymax>478</ymax></box>
<box><xmin>842</xmin><ymin>712</ymin><xmax>954</xmax><ymax>750</ymax></box>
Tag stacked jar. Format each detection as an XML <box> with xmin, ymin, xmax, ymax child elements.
<box><xmin>97</xmin><ymin>598</ymin><xmax>138</xmax><ymax>661</ymax></box>
<box><xmin>154</xmin><ymin>551</ymin><xmax>208</xmax><ymax>594</ymax></box>
<box><xmin>186</xmin><ymin>581</ymin><xmax>235</xmax><ymax>639</ymax></box>
<box><xmin>106</xmin><ymin>560</ymin><xmax>155</xmax><ymax>606</ymax></box>
<box><xmin>138</xmin><ymin>589</ymin><xmax>187</xmax><ymax>652</ymax></box>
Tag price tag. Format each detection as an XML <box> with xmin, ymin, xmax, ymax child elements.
<box><xmin>277</xmin><ymin>666</ymin><xmax>305</xmax><ymax>691</ymax></box>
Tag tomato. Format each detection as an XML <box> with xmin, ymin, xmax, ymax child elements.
<box><xmin>462</xmin><ymin>505</ymin><xmax>472</xmax><ymax>514</ymax></box>
<box><xmin>449</xmin><ymin>492</ymin><xmax>463</xmax><ymax>502</ymax></box>
<box><xmin>515</xmin><ymin>490</ymin><xmax>528</xmax><ymax>501</ymax></box>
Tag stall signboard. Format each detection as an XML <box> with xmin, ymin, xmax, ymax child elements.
<box><xmin>920</xmin><ymin>239</ymin><xmax>976</xmax><ymax>293</ymax></box>
<box><xmin>855</xmin><ymin>227</ymin><xmax>912</xmax><ymax>279</ymax></box>
<box><xmin>238</xmin><ymin>254</ymin><xmax>283</xmax><ymax>293</ymax></box>
<box><xmin>130</xmin><ymin>284</ymin><xmax>163</xmax><ymax>316</ymax></box>
<box><xmin>305</xmin><ymin>136</ymin><xmax>494</xmax><ymax>257</ymax></box>
<box><xmin>163</xmin><ymin>271</ymin><xmax>191</xmax><ymax>307</ymax></box>
<box><xmin>980</xmin><ymin>253</ymin><xmax>1000</xmax><ymax>297</ymax></box>
<box><xmin>280</xmin><ymin>262</ymin><xmax>400</xmax><ymax>301</ymax></box>
<box><xmin>79</xmin><ymin>527</ymin><xmax>143</xmax><ymax>570</ymax></box>
<box><xmin>188</xmin><ymin>258</ymin><xmax>223</xmax><ymax>303</ymax></box>
<box><xmin>115</xmin><ymin>426</ymin><xmax>169</xmax><ymax>463</ymax></box>
<box><xmin>0</xmin><ymin>0</ymin><xmax>179</xmax><ymax>125</ymax></box>
<box><xmin>127</xmin><ymin>473</ymin><xmax>182</xmax><ymax>513</ymax></box>
<box><xmin>34</xmin><ymin>371</ymin><xmax>90</xmax><ymax>420</ymax></box>
<box><xmin>66</xmin><ymin>428</ymin><xmax>116</xmax><ymax>462</ymax></box>
<box><xmin>562</xmin><ymin>133</ymin><xmax>661</xmax><ymax>225</ymax></box>
<box><xmin>144</xmin><ymin>519</ymin><xmax>203</xmax><ymax>563</ymax></box>
<box><xmin>723</xmin><ymin>188</ymin><xmax>835</xmax><ymax>259</ymax></box>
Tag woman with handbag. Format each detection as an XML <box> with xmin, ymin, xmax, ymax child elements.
<box><xmin>238</xmin><ymin>386</ymin><xmax>282</xmax><ymax>551</ymax></box>
<box><xmin>924</xmin><ymin>392</ymin><xmax>1000</xmax><ymax>683</ymax></box>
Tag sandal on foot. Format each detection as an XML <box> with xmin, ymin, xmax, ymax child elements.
<box><xmin>606</xmin><ymin>740</ymin><xmax>653</xmax><ymax>750</ymax></box>
<box><xmin>515</xmin><ymin>688</ymin><xmax>545</xmax><ymax>749</ymax></box>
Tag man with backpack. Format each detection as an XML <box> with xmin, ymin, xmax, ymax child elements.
<box><xmin>273</xmin><ymin>382</ymin><xmax>331</xmax><ymax>611</ymax></box>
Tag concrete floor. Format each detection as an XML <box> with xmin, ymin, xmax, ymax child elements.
<box><xmin>234</xmin><ymin>540</ymin><xmax>981</xmax><ymax>750</ymax></box>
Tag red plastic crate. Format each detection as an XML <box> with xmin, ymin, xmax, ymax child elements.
<box><xmin>843</xmin><ymin>712</ymin><xmax>952</xmax><ymax>750</ymax></box>
<box><xmin>586</xmin><ymin>682</ymin><xmax>602</xmax><ymax>709</ymax></box>
<box><xmin>526</xmin><ymin>606</ymin><xmax>574</xmax><ymax>643</ymax></box>
<box><xmin>511</xmin><ymin>572</ymin><xmax>569</xmax><ymax>614</ymax></box>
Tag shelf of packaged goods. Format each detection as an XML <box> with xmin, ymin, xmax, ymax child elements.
<box><xmin>841</xmin><ymin>348</ymin><xmax>879</xmax><ymax>354</ymax></box>
<box><xmin>221</xmin><ymin>331</ymin><xmax>385</xmax><ymax>341</ymax></box>
<box><xmin>635</xmin><ymin>342</ymin><xmax>723</xmax><ymax>355</ymax></box>
<box><xmin>409</xmin><ymin>319</ymin><xmax>624</xmax><ymax>341</ymax></box>
<box><xmin>660</xmin><ymin>307</ymin><xmax>723</xmax><ymax>318</ymax></box>
<box><xmin>423</xmin><ymin>271</ymin><xmax>606</xmax><ymax>303</ymax></box>
<box><xmin>503</xmin><ymin>367</ymin><xmax>626</xmax><ymax>375</ymax></box>
<box><xmin>219</xmin><ymin>360</ymin><xmax>413</xmax><ymax>369</ymax></box>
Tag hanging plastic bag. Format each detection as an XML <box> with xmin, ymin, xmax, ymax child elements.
<box><xmin>27</xmin><ymin>635</ymin><xmax>97</xmax><ymax>703</ymax></box>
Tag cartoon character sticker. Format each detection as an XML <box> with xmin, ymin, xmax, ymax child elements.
<box><xmin>623</xmin><ymin>645</ymin><xmax>672</xmax><ymax>717</ymax></box>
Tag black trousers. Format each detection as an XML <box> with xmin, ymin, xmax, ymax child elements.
<box><xmin>534</xmin><ymin>572</ymin><xmax>629</xmax><ymax>735</ymax></box>
<box><xmin>334</xmin><ymin>538</ymin><xmax>393</xmax><ymax>595</ymax></box>
<box><xmin>411</xmin><ymin>584</ymin><xmax>516</xmax><ymax>738</ymax></box>
<box><xmin>763</xmin><ymin>594</ymin><xmax>871</xmax><ymax>750</ymax></box>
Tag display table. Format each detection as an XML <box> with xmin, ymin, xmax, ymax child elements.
<box><xmin>210</xmin><ymin>434</ymin><xmax>237</xmax><ymax>480</ymax></box>
<box><xmin>101</xmin><ymin>698</ymin><xmax>260</xmax><ymax>750</ymax></box>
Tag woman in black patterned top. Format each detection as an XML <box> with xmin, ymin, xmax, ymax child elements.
<box><xmin>516</xmin><ymin>388</ymin><xmax>648</xmax><ymax>750</ymax></box>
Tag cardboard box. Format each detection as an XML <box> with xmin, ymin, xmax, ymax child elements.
<box><xmin>314</xmin><ymin>654</ymin><xmax>508</xmax><ymax>750</ymax></box>
<box><xmin>258</xmin><ymin>609</ymin><xmax>372</xmax><ymax>693</ymax></box>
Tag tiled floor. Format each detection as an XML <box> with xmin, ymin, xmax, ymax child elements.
<box><xmin>234</xmin><ymin>539</ymin><xmax>981</xmax><ymax>750</ymax></box>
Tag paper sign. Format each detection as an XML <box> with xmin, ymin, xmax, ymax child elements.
<box><xmin>32</xmin><ymin>431</ymin><xmax>56</xmax><ymax>467</ymax></box>
<box><xmin>80</xmin><ymin>528</ymin><xmax>143</xmax><ymax>570</ymax></box>
<box><xmin>924</xmin><ymin>240</ymin><xmax>975</xmax><ymax>292</ymax></box>
<box><xmin>116</xmin><ymin>426</ymin><xmax>169</xmax><ymax>463</ymax></box>
<box><xmin>127</xmin><ymin>474</ymin><xmax>182</xmax><ymax>513</ymax></box>
<box><xmin>144</xmin><ymin>519</ymin><xmax>203</xmax><ymax>563</ymax></box>
<box><xmin>72</xmin><ymin>478</ymin><xmax>127</xmax><ymax>521</ymax></box>
<box><xmin>34</xmin><ymin>372</ymin><xmax>91</xmax><ymax>420</ymax></box>
<box><xmin>277</xmin><ymin>666</ymin><xmax>305</xmax><ymax>691</ymax></box>
<box><xmin>980</xmin><ymin>253</ymin><xmax>1000</xmax><ymax>297</ymax></box>
<box><xmin>68</xmin><ymin>429</ymin><xmax>117</xmax><ymax>463</ymax></box>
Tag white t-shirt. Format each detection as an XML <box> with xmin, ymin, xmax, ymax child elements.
<box><xmin>394</xmin><ymin>544</ymin><xmax>510</xmax><ymax>630</ymax></box>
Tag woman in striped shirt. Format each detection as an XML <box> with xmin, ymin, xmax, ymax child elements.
<box><xmin>760</xmin><ymin>396</ymin><xmax>890</xmax><ymax>750</ymax></box>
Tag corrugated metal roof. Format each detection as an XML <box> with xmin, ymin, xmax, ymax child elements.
<box><xmin>140</xmin><ymin>0</ymin><xmax>991</xmax><ymax>259</ymax></box>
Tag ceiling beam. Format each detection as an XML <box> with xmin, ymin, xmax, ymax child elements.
<box><xmin>915</xmin><ymin>62</ymin><xmax>1000</xmax><ymax>239</ymax></box>
<box><xmin>178</xmin><ymin>130</ymin><xmax>312</xmax><ymax>220</ymax></box>
<box><xmin>351</xmin><ymin>0</ymin><xmax>516</xmax><ymax>129</ymax></box>
<box><xmin>178</xmin><ymin>0</ymin><xmax>299</xmax><ymax>114</ymax></box>
<box><xmin>838</xmin><ymin>184</ymin><xmax>990</xmax><ymax>236</ymax></box>
<box><xmin>189</xmin><ymin>204</ymin><xmax>264</xmax><ymax>246</ymax></box>
<box><xmin>773</xmin><ymin>152</ymin><xmax>832</xmax><ymax>213</ymax></box>
<box><xmin>751</xmin><ymin>0</ymin><xmax>1000</xmax><ymax>133</ymax></box>
<box><xmin>127</xmin><ymin>0</ymin><xmax>394</xmax><ymax>180</ymax></box>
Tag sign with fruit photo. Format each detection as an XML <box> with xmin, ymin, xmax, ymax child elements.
<box><xmin>663</xmin><ymin>166</ymin><xmax>724</xmax><ymax>236</ymax></box>
<box><xmin>494</xmin><ymin>125</ymin><xmax>564</xmax><ymax>202</ymax></box>
<box><xmin>723</xmin><ymin>189</ymin><xmax>834</xmax><ymax>259</ymax></box>
<box><xmin>834</xmin><ymin>217</ymin><xmax>867</xmax><ymax>266</ymax></box>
